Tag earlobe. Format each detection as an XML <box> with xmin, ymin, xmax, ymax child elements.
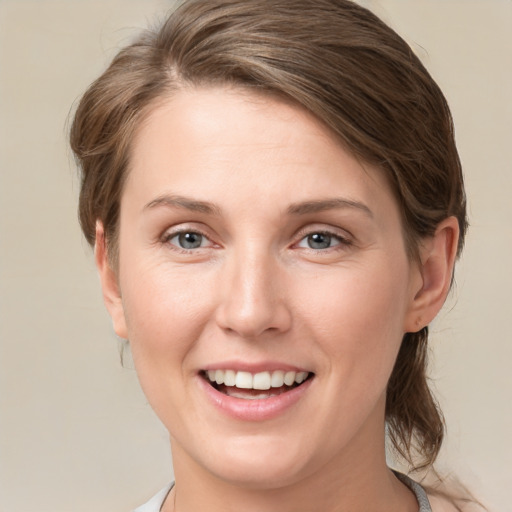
<box><xmin>95</xmin><ymin>221</ymin><xmax>128</xmax><ymax>339</ymax></box>
<box><xmin>404</xmin><ymin>217</ymin><xmax>460</xmax><ymax>332</ymax></box>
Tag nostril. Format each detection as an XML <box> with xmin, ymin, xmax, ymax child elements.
<box><xmin>214</xmin><ymin>265</ymin><xmax>292</xmax><ymax>338</ymax></box>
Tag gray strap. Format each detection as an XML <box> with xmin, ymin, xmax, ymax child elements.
<box><xmin>393</xmin><ymin>471</ymin><xmax>433</xmax><ymax>512</ymax></box>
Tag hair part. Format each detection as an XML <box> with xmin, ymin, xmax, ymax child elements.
<box><xmin>70</xmin><ymin>0</ymin><xmax>468</xmax><ymax>471</ymax></box>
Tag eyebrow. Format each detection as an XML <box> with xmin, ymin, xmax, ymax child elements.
<box><xmin>287</xmin><ymin>198</ymin><xmax>373</xmax><ymax>218</ymax></box>
<box><xmin>143</xmin><ymin>194</ymin><xmax>221</xmax><ymax>216</ymax></box>
<box><xmin>143</xmin><ymin>194</ymin><xmax>372</xmax><ymax>218</ymax></box>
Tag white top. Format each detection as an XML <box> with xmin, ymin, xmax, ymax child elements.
<box><xmin>132</xmin><ymin>473</ymin><xmax>432</xmax><ymax>512</ymax></box>
<box><xmin>133</xmin><ymin>484</ymin><xmax>173</xmax><ymax>512</ymax></box>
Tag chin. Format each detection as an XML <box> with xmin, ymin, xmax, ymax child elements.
<box><xmin>197</xmin><ymin>433</ymin><xmax>313</xmax><ymax>489</ymax></box>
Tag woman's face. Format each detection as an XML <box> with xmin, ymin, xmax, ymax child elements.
<box><xmin>105</xmin><ymin>87</ymin><xmax>424</xmax><ymax>487</ymax></box>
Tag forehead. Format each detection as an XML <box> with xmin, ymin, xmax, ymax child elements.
<box><xmin>124</xmin><ymin>86</ymin><xmax>398</xmax><ymax>221</ymax></box>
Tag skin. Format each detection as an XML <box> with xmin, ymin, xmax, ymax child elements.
<box><xmin>96</xmin><ymin>87</ymin><xmax>459</xmax><ymax>512</ymax></box>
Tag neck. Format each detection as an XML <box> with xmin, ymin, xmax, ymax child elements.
<box><xmin>168</xmin><ymin>462</ymin><xmax>416</xmax><ymax>512</ymax></box>
<box><xmin>164</xmin><ymin>417</ymin><xmax>418</xmax><ymax>512</ymax></box>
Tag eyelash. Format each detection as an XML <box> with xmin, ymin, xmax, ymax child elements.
<box><xmin>160</xmin><ymin>226</ymin><xmax>352</xmax><ymax>254</ymax></box>
<box><xmin>161</xmin><ymin>227</ymin><xmax>215</xmax><ymax>253</ymax></box>
<box><xmin>293</xmin><ymin>228</ymin><xmax>352</xmax><ymax>252</ymax></box>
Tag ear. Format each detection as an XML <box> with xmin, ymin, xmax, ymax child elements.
<box><xmin>404</xmin><ymin>217</ymin><xmax>460</xmax><ymax>332</ymax></box>
<box><xmin>95</xmin><ymin>221</ymin><xmax>128</xmax><ymax>339</ymax></box>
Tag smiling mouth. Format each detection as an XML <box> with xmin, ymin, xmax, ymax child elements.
<box><xmin>201</xmin><ymin>369</ymin><xmax>313</xmax><ymax>400</ymax></box>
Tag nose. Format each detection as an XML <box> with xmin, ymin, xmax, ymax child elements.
<box><xmin>214</xmin><ymin>245</ymin><xmax>292</xmax><ymax>339</ymax></box>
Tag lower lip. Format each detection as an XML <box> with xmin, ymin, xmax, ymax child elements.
<box><xmin>198</xmin><ymin>375</ymin><xmax>314</xmax><ymax>421</ymax></box>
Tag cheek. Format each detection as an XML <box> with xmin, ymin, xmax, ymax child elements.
<box><xmin>119</xmin><ymin>257</ymin><xmax>216</xmax><ymax>362</ymax></box>
<box><xmin>118</xmin><ymin>263</ymin><xmax>218</xmax><ymax>425</ymax></box>
<box><xmin>300</xmin><ymin>257</ymin><xmax>410</xmax><ymax>378</ymax></box>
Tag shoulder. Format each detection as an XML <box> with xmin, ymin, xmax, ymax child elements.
<box><xmin>428</xmin><ymin>494</ymin><xmax>459</xmax><ymax>512</ymax></box>
<box><xmin>428</xmin><ymin>493</ymin><xmax>483</xmax><ymax>512</ymax></box>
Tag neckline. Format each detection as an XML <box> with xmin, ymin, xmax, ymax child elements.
<box><xmin>137</xmin><ymin>472</ymin><xmax>432</xmax><ymax>512</ymax></box>
<box><xmin>393</xmin><ymin>471</ymin><xmax>433</xmax><ymax>512</ymax></box>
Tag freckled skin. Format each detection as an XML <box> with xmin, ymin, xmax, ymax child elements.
<box><xmin>97</xmin><ymin>87</ymin><xmax>456</xmax><ymax>512</ymax></box>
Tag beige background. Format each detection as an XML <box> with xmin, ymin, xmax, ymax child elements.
<box><xmin>0</xmin><ymin>1</ymin><xmax>510</xmax><ymax>511</ymax></box>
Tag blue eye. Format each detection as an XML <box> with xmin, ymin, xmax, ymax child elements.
<box><xmin>297</xmin><ymin>232</ymin><xmax>343</xmax><ymax>250</ymax></box>
<box><xmin>169</xmin><ymin>231</ymin><xmax>207</xmax><ymax>249</ymax></box>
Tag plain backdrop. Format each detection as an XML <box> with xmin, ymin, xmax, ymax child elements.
<box><xmin>0</xmin><ymin>1</ymin><xmax>510</xmax><ymax>511</ymax></box>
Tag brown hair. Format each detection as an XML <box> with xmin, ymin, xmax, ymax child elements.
<box><xmin>70</xmin><ymin>0</ymin><xmax>468</xmax><ymax>471</ymax></box>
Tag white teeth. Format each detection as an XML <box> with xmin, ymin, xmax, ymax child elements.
<box><xmin>205</xmin><ymin>369</ymin><xmax>310</xmax><ymax>390</ymax></box>
<box><xmin>284</xmin><ymin>371</ymin><xmax>296</xmax><ymax>386</ymax></box>
<box><xmin>235</xmin><ymin>371</ymin><xmax>253</xmax><ymax>389</ymax></box>
<box><xmin>295</xmin><ymin>371</ymin><xmax>308</xmax><ymax>384</ymax></box>
<box><xmin>215</xmin><ymin>370</ymin><xmax>224</xmax><ymax>385</ymax></box>
<box><xmin>271</xmin><ymin>370</ymin><xmax>284</xmax><ymax>388</ymax></box>
<box><xmin>224</xmin><ymin>369</ymin><xmax>236</xmax><ymax>386</ymax></box>
<box><xmin>253</xmin><ymin>371</ymin><xmax>271</xmax><ymax>390</ymax></box>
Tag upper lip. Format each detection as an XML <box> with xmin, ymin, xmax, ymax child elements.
<box><xmin>200</xmin><ymin>360</ymin><xmax>311</xmax><ymax>373</ymax></box>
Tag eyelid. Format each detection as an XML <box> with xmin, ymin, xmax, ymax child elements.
<box><xmin>159</xmin><ymin>222</ymin><xmax>353</xmax><ymax>252</ymax></box>
<box><xmin>293</xmin><ymin>224</ymin><xmax>353</xmax><ymax>246</ymax></box>
<box><xmin>160</xmin><ymin>224</ymin><xmax>218</xmax><ymax>250</ymax></box>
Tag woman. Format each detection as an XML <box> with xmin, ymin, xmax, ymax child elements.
<box><xmin>70</xmin><ymin>1</ymin><xmax>471</xmax><ymax>510</ymax></box>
